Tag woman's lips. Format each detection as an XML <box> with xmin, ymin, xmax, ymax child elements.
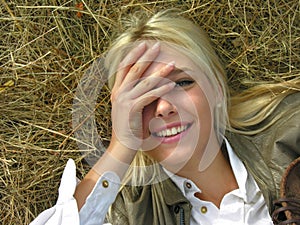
<box><xmin>151</xmin><ymin>123</ymin><xmax>192</xmax><ymax>143</ymax></box>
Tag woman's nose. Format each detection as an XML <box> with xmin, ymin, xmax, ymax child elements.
<box><xmin>154</xmin><ymin>98</ymin><xmax>177</xmax><ymax>118</ymax></box>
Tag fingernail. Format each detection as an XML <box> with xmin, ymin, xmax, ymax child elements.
<box><xmin>151</xmin><ymin>42</ymin><xmax>160</xmax><ymax>50</ymax></box>
<box><xmin>137</xmin><ymin>41</ymin><xmax>146</xmax><ymax>48</ymax></box>
<box><xmin>167</xmin><ymin>61</ymin><xmax>175</xmax><ymax>68</ymax></box>
<box><xmin>168</xmin><ymin>81</ymin><xmax>176</xmax><ymax>88</ymax></box>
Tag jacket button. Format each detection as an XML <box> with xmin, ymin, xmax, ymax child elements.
<box><xmin>174</xmin><ymin>205</ymin><xmax>180</xmax><ymax>214</ymax></box>
<box><xmin>185</xmin><ymin>182</ymin><xmax>192</xmax><ymax>189</ymax></box>
<box><xmin>102</xmin><ymin>180</ymin><xmax>109</xmax><ymax>188</ymax></box>
<box><xmin>200</xmin><ymin>206</ymin><xmax>207</xmax><ymax>214</ymax></box>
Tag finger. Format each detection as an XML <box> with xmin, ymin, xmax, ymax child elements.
<box><xmin>132</xmin><ymin>82</ymin><xmax>176</xmax><ymax>112</ymax></box>
<box><xmin>112</xmin><ymin>42</ymin><xmax>161</xmax><ymax>100</ymax></box>
<box><xmin>128</xmin><ymin>61</ymin><xmax>175</xmax><ymax>99</ymax></box>
<box><xmin>113</xmin><ymin>41</ymin><xmax>147</xmax><ymax>90</ymax></box>
<box><xmin>121</xmin><ymin>42</ymin><xmax>161</xmax><ymax>86</ymax></box>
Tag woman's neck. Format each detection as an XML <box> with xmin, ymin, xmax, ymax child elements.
<box><xmin>176</xmin><ymin>150</ymin><xmax>238</xmax><ymax>208</ymax></box>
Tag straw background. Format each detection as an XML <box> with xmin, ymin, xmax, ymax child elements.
<box><xmin>0</xmin><ymin>0</ymin><xmax>299</xmax><ymax>224</ymax></box>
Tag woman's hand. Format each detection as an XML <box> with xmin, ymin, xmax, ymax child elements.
<box><xmin>110</xmin><ymin>42</ymin><xmax>175</xmax><ymax>150</ymax></box>
<box><xmin>75</xmin><ymin>42</ymin><xmax>175</xmax><ymax>209</ymax></box>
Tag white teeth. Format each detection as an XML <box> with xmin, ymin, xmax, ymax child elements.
<box><xmin>155</xmin><ymin>125</ymin><xmax>188</xmax><ymax>137</ymax></box>
<box><xmin>166</xmin><ymin>129</ymin><xmax>172</xmax><ymax>136</ymax></box>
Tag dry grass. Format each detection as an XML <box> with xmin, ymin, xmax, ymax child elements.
<box><xmin>0</xmin><ymin>0</ymin><xmax>299</xmax><ymax>224</ymax></box>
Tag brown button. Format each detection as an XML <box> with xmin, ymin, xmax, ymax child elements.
<box><xmin>102</xmin><ymin>180</ymin><xmax>109</xmax><ymax>188</ymax></box>
<box><xmin>185</xmin><ymin>182</ymin><xmax>192</xmax><ymax>189</ymax></box>
<box><xmin>200</xmin><ymin>206</ymin><xmax>207</xmax><ymax>214</ymax></box>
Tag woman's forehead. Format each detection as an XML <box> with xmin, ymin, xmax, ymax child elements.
<box><xmin>142</xmin><ymin>43</ymin><xmax>197</xmax><ymax>77</ymax></box>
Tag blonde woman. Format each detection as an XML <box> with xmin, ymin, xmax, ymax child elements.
<box><xmin>31</xmin><ymin>9</ymin><xmax>300</xmax><ymax>225</ymax></box>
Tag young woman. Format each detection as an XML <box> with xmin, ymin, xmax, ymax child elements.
<box><xmin>31</xmin><ymin>9</ymin><xmax>300</xmax><ymax>225</ymax></box>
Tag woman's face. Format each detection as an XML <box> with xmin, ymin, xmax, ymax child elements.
<box><xmin>141</xmin><ymin>44</ymin><xmax>220</xmax><ymax>172</ymax></box>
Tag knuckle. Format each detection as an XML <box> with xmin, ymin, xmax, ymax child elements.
<box><xmin>130</xmin><ymin>64</ymin><xmax>140</xmax><ymax>74</ymax></box>
<box><xmin>140</xmin><ymin>78</ymin><xmax>150</xmax><ymax>87</ymax></box>
<box><xmin>110</xmin><ymin>90</ymin><xmax>119</xmax><ymax>101</ymax></box>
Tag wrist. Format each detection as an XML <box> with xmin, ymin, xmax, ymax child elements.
<box><xmin>107</xmin><ymin>138</ymin><xmax>137</xmax><ymax>162</ymax></box>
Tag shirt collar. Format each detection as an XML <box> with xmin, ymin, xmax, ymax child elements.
<box><xmin>164</xmin><ymin>138</ymin><xmax>260</xmax><ymax>204</ymax></box>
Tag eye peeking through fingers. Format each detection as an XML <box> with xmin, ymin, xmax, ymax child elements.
<box><xmin>175</xmin><ymin>79</ymin><xmax>195</xmax><ymax>88</ymax></box>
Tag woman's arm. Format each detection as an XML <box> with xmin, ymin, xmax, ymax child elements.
<box><xmin>74</xmin><ymin>139</ymin><xmax>136</xmax><ymax>210</ymax></box>
<box><xmin>74</xmin><ymin>41</ymin><xmax>176</xmax><ymax>210</ymax></box>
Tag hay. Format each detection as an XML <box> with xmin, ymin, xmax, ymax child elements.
<box><xmin>0</xmin><ymin>0</ymin><xmax>299</xmax><ymax>224</ymax></box>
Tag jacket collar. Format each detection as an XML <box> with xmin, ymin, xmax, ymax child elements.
<box><xmin>157</xmin><ymin>167</ymin><xmax>189</xmax><ymax>205</ymax></box>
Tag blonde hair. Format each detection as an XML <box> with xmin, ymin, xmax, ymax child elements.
<box><xmin>104</xmin><ymin>9</ymin><xmax>229</xmax><ymax>186</ymax></box>
<box><xmin>104</xmin><ymin>9</ymin><xmax>300</xmax><ymax>187</ymax></box>
<box><xmin>229</xmin><ymin>78</ymin><xmax>300</xmax><ymax>135</ymax></box>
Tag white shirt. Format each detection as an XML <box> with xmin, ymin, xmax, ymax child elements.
<box><xmin>165</xmin><ymin>139</ymin><xmax>273</xmax><ymax>225</ymax></box>
<box><xmin>30</xmin><ymin>140</ymin><xmax>273</xmax><ymax>225</ymax></box>
<box><xmin>29</xmin><ymin>159</ymin><xmax>120</xmax><ymax>225</ymax></box>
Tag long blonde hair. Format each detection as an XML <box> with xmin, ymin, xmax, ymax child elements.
<box><xmin>229</xmin><ymin>78</ymin><xmax>300</xmax><ymax>135</ymax></box>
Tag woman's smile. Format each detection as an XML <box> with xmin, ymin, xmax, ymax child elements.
<box><xmin>151</xmin><ymin>122</ymin><xmax>193</xmax><ymax>144</ymax></box>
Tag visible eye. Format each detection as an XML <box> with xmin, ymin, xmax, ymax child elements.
<box><xmin>175</xmin><ymin>79</ymin><xmax>194</xmax><ymax>87</ymax></box>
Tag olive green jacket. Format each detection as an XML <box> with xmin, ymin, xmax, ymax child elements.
<box><xmin>107</xmin><ymin>92</ymin><xmax>300</xmax><ymax>225</ymax></box>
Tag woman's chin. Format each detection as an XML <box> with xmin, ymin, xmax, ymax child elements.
<box><xmin>146</xmin><ymin>144</ymin><xmax>197</xmax><ymax>171</ymax></box>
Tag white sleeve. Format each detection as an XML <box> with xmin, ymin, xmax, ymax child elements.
<box><xmin>79</xmin><ymin>171</ymin><xmax>120</xmax><ymax>225</ymax></box>
<box><xmin>29</xmin><ymin>159</ymin><xmax>120</xmax><ymax>225</ymax></box>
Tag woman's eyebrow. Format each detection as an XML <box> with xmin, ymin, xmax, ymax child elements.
<box><xmin>169</xmin><ymin>67</ymin><xmax>193</xmax><ymax>76</ymax></box>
